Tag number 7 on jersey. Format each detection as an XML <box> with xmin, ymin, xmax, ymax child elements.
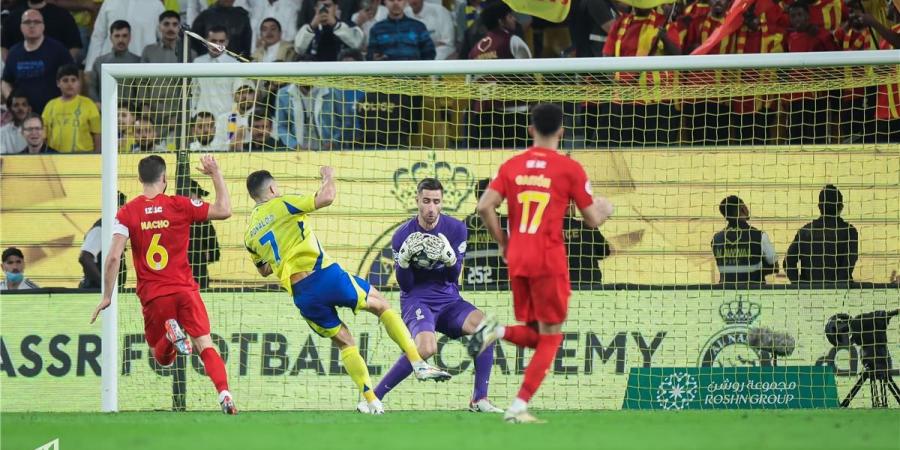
<box><xmin>516</xmin><ymin>191</ymin><xmax>550</xmax><ymax>234</ymax></box>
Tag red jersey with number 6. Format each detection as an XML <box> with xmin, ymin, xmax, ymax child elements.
<box><xmin>114</xmin><ymin>194</ymin><xmax>210</xmax><ymax>304</ymax></box>
<box><xmin>489</xmin><ymin>147</ymin><xmax>594</xmax><ymax>277</ymax></box>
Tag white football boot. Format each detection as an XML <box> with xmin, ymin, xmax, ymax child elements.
<box><xmin>469</xmin><ymin>398</ymin><xmax>504</xmax><ymax>413</ymax></box>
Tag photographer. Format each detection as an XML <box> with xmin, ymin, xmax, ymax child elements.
<box><xmin>294</xmin><ymin>0</ymin><xmax>364</xmax><ymax>61</ymax></box>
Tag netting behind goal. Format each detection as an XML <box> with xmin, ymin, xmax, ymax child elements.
<box><xmin>106</xmin><ymin>55</ymin><xmax>900</xmax><ymax>412</ymax></box>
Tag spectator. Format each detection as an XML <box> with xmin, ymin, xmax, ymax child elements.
<box><xmin>88</xmin><ymin>20</ymin><xmax>141</xmax><ymax>103</ymax></box>
<box><xmin>1</xmin><ymin>0</ymin><xmax>81</xmax><ymax>62</ymax></box>
<box><xmin>117</xmin><ymin>103</ymin><xmax>136</xmax><ymax>152</ymax></box>
<box><xmin>468</xmin><ymin>1</ymin><xmax>530</xmax><ymax>59</ymax></box>
<box><xmin>710</xmin><ymin>195</ymin><xmax>778</xmax><ymax>285</ymax></box>
<box><xmin>295</xmin><ymin>0</ymin><xmax>364</xmax><ymax>61</ymax></box>
<box><xmin>42</xmin><ymin>64</ymin><xmax>101</xmax><ymax>153</ymax></box>
<box><xmin>16</xmin><ymin>114</ymin><xmax>58</xmax><ymax>153</ymax></box>
<box><xmin>191</xmin><ymin>0</ymin><xmax>253</xmax><ymax>59</ymax></box>
<box><xmin>212</xmin><ymin>84</ymin><xmax>257</xmax><ymax>150</ymax></box>
<box><xmin>314</xmin><ymin>48</ymin><xmax>365</xmax><ymax>148</ymax></box>
<box><xmin>0</xmin><ymin>90</ymin><xmax>30</xmax><ymax>154</ymax></box>
<box><xmin>78</xmin><ymin>192</ymin><xmax>127</xmax><ymax>289</ymax></box>
<box><xmin>367</xmin><ymin>0</ymin><xmax>436</xmax><ymax>60</ymax></box>
<box><xmin>784</xmin><ymin>185</ymin><xmax>859</xmax><ymax>283</ymax></box>
<box><xmin>352</xmin><ymin>0</ymin><xmax>388</xmax><ymax>49</ymax></box>
<box><xmin>568</xmin><ymin>0</ymin><xmax>617</xmax><ymax>57</ymax></box>
<box><xmin>1</xmin><ymin>9</ymin><xmax>74</xmax><ymax>114</ymax></box>
<box><xmin>858</xmin><ymin>6</ymin><xmax>900</xmax><ymax>143</ymax></box>
<box><xmin>243</xmin><ymin>109</ymin><xmax>284</xmax><ymax>151</ymax></box>
<box><xmin>185</xmin><ymin>179</ymin><xmax>220</xmax><ymax>289</ymax></box>
<box><xmin>682</xmin><ymin>0</ymin><xmax>732</xmax><ymax>145</ymax></box>
<box><xmin>404</xmin><ymin>0</ymin><xmax>455</xmax><ymax>59</ymax></box>
<box><xmin>249</xmin><ymin>0</ymin><xmax>301</xmax><ymax>45</ymax></box>
<box><xmin>467</xmin><ymin>2</ymin><xmax>531</xmax><ymax>149</ymax></box>
<box><xmin>595</xmin><ymin>7</ymin><xmax>679</xmax><ymax>147</ymax></box>
<box><xmin>189</xmin><ymin>111</ymin><xmax>219</xmax><ymax>152</ymax></box>
<box><xmin>1</xmin><ymin>247</ymin><xmax>39</xmax><ymax>290</ymax></box>
<box><xmin>720</xmin><ymin>0</ymin><xmax>786</xmax><ymax>145</ymax></box>
<box><xmin>274</xmin><ymin>79</ymin><xmax>318</xmax><ymax>149</ymax></box>
<box><xmin>129</xmin><ymin>115</ymin><xmax>167</xmax><ymax>152</ymax></box>
<box><xmin>187</xmin><ymin>0</ymin><xmax>252</xmax><ymax>26</ymax></box>
<box><xmin>141</xmin><ymin>11</ymin><xmax>194</xmax><ymax>64</ymax></box>
<box><xmin>784</xmin><ymin>1</ymin><xmax>837</xmax><ymax>144</ymax></box>
<box><xmin>82</xmin><ymin>0</ymin><xmax>164</xmax><ymax>72</ymax></box>
<box><xmin>253</xmin><ymin>18</ymin><xmax>298</xmax><ymax>62</ymax></box>
<box><xmin>786</xmin><ymin>2</ymin><xmax>838</xmax><ymax>52</ymax></box>
<box><xmin>140</xmin><ymin>11</ymin><xmax>195</xmax><ymax>127</ymax></box>
<box><xmin>806</xmin><ymin>0</ymin><xmax>845</xmax><ymax>31</ymax></box>
<box><xmin>192</xmin><ymin>26</ymin><xmax>245</xmax><ymax>118</ymax></box>
<box><xmin>453</xmin><ymin>0</ymin><xmax>483</xmax><ymax>56</ymax></box>
<box><xmin>833</xmin><ymin>0</ymin><xmax>877</xmax><ymax>143</ymax></box>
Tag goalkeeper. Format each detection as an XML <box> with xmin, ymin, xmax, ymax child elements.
<box><xmin>368</xmin><ymin>178</ymin><xmax>502</xmax><ymax>413</ymax></box>
<box><xmin>243</xmin><ymin>168</ymin><xmax>451</xmax><ymax>415</ymax></box>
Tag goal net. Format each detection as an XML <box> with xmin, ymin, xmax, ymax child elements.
<box><xmin>100</xmin><ymin>52</ymin><xmax>900</xmax><ymax>412</ymax></box>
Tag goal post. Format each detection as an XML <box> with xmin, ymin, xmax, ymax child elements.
<box><xmin>99</xmin><ymin>51</ymin><xmax>900</xmax><ymax>412</ymax></box>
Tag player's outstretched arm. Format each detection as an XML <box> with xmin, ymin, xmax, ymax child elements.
<box><xmin>581</xmin><ymin>196</ymin><xmax>614</xmax><ymax>228</ymax></box>
<box><xmin>90</xmin><ymin>233</ymin><xmax>127</xmax><ymax>324</ymax></box>
<box><xmin>476</xmin><ymin>188</ymin><xmax>507</xmax><ymax>254</ymax></box>
<box><xmin>197</xmin><ymin>154</ymin><xmax>232</xmax><ymax>220</ymax></box>
<box><xmin>314</xmin><ymin>166</ymin><xmax>336</xmax><ymax>209</ymax></box>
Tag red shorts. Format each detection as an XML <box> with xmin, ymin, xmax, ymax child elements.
<box><xmin>510</xmin><ymin>274</ymin><xmax>571</xmax><ymax>324</ymax></box>
<box><xmin>142</xmin><ymin>290</ymin><xmax>211</xmax><ymax>345</ymax></box>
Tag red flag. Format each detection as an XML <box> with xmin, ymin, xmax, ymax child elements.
<box><xmin>691</xmin><ymin>0</ymin><xmax>753</xmax><ymax>55</ymax></box>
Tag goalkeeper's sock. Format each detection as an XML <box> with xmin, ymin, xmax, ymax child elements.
<box><xmin>380</xmin><ymin>309</ymin><xmax>422</xmax><ymax>363</ymax></box>
<box><xmin>374</xmin><ymin>355</ymin><xmax>413</xmax><ymax>400</ymax></box>
<box><xmin>341</xmin><ymin>346</ymin><xmax>377</xmax><ymax>402</ymax></box>
<box><xmin>153</xmin><ymin>338</ymin><xmax>176</xmax><ymax>367</ymax></box>
<box><xmin>517</xmin><ymin>333</ymin><xmax>563</xmax><ymax>403</ymax></box>
<box><xmin>503</xmin><ymin>325</ymin><xmax>540</xmax><ymax>349</ymax></box>
<box><xmin>472</xmin><ymin>341</ymin><xmax>494</xmax><ymax>401</ymax></box>
<box><xmin>200</xmin><ymin>347</ymin><xmax>230</xmax><ymax>393</ymax></box>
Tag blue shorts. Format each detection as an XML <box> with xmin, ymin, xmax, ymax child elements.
<box><xmin>291</xmin><ymin>264</ymin><xmax>371</xmax><ymax>338</ymax></box>
<box><xmin>401</xmin><ymin>298</ymin><xmax>478</xmax><ymax>339</ymax></box>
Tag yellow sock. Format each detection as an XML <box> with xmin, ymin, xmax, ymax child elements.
<box><xmin>380</xmin><ymin>309</ymin><xmax>423</xmax><ymax>363</ymax></box>
<box><xmin>340</xmin><ymin>346</ymin><xmax>377</xmax><ymax>402</ymax></box>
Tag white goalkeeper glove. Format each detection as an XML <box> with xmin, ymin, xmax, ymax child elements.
<box><xmin>423</xmin><ymin>233</ymin><xmax>457</xmax><ymax>267</ymax></box>
<box><xmin>396</xmin><ymin>232</ymin><xmax>426</xmax><ymax>269</ymax></box>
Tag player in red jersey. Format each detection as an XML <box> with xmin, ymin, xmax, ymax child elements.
<box><xmin>468</xmin><ymin>103</ymin><xmax>613</xmax><ymax>423</ymax></box>
<box><xmin>90</xmin><ymin>154</ymin><xmax>237</xmax><ymax>414</ymax></box>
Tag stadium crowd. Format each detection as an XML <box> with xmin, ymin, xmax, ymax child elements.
<box><xmin>0</xmin><ymin>0</ymin><xmax>897</xmax><ymax>291</ymax></box>
<box><xmin>0</xmin><ymin>0</ymin><xmax>899</xmax><ymax>154</ymax></box>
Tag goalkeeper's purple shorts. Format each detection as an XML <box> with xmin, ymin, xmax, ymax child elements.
<box><xmin>400</xmin><ymin>298</ymin><xmax>478</xmax><ymax>339</ymax></box>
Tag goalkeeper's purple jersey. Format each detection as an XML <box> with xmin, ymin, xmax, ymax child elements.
<box><xmin>391</xmin><ymin>214</ymin><xmax>467</xmax><ymax>304</ymax></box>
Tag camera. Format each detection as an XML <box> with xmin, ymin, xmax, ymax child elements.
<box><xmin>825</xmin><ymin>309</ymin><xmax>899</xmax><ymax>407</ymax></box>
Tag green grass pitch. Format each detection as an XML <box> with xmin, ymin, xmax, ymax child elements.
<box><xmin>3</xmin><ymin>410</ymin><xmax>898</xmax><ymax>450</ymax></box>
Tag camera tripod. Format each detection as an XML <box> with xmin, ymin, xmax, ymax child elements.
<box><xmin>840</xmin><ymin>368</ymin><xmax>900</xmax><ymax>408</ymax></box>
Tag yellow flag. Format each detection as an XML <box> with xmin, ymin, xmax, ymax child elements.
<box><xmin>616</xmin><ymin>0</ymin><xmax>677</xmax><ymax>9</ymax></box>
<box><xmin>502</xmin><ymin>0</ymin><xmax>571</xmax><ymax>23</ymax></box>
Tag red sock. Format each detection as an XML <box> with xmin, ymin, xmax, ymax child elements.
<box><xmin>517</xmin><ymin>333</ymin><xmax>563</xmax><ymax>402</ymax></box>
<box><xmin>502</xmin><ymin>325</ymin><xmax>540</xmax><ymax>349</ymax></box>
<box><xmin>200</xmin><ymin>348</ymin><xmax>230</xmax><ymax>393</ymax></box>
<box><xmin>153</xmin><ymin>338</ymin><xmax>176</xmax><ymax>366</ymax></box>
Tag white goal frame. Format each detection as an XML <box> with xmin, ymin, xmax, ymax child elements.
<box><xmin>99</xmin><ymin>50</ymin><xmax>900</xmax><ymax>412</ymax></box>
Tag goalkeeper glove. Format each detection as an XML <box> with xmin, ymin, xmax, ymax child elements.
<box><xmin>435</xmin><ymin>233</ymin><xmax>457</xmax><ymax>267</ymax></box>
<box><xmin>396</xmin><ymin>232</ymin><xmax>426</xmax><ymax>269</ymax></box>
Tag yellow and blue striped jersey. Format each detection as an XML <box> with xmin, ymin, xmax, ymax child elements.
<box><xmin>244</xmin><ymin>194</ymin><xmax>334</xmax><ymax>292</ymax></box>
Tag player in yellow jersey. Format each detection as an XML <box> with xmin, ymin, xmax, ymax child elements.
<box><xmin>244</xmin><ymin>167</ymin><xmax>451</xmax><ymax>414</ymax></box>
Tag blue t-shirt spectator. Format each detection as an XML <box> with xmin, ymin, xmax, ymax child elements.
<box><xmin>367</xmin><ymin>15</ymin><xmax>436</xmax><ymax>61</ymax></box>
<box><xmin>2</xmin><ymin>37</ymin><xmax>74</xmax><ymax>113</ymax></box>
